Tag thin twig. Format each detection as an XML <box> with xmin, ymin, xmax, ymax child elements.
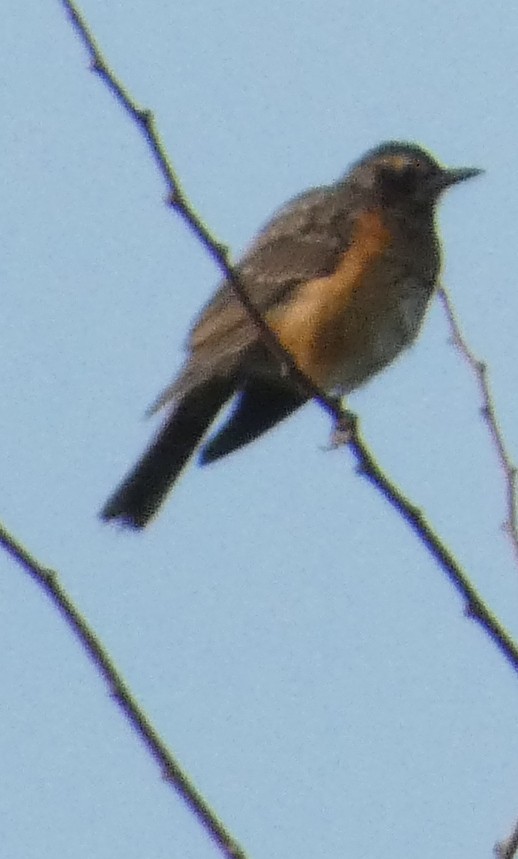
<box><xmin>57</xmin><ymin>0</ymin><xmax>518</xmax><ymax>678</ymax></box>
<box><xmin>495</xmin><ymin>816</ymin><xmax>518</xmax><ymax>859</ymax></box>
<box><xmin>59</xmin><ymin>0</ymin><xmax>332</xmax><ymax>414</ymax></box>
<box><xmin>438</xmin><ymin>286</ymin><xmax>518</xmax><ymax>566</ymax></box>
<box><xmin>0</xmin><ymin>522</ymin><xmax>245</xmax><ymax>859</ymax></box>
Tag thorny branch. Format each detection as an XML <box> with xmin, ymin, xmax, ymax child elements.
<box><xmin>438</xmin><ymin>286</ymin><xmax>518</xmax><ymax>567</ymax></box>
<box><xmin>0</xmin><ymin>522</ymin><xmax>245</xmax><ymax>859</ymax></box>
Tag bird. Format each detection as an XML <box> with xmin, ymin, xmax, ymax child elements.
<box><xmin>100</xmin><ymin>140</ymin><xmax>482</xmax><ymax>528</ymax></box>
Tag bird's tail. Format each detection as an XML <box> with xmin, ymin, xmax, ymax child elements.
<box><xmin>200</xmin><ymin>380</ymin><xmax>306</xmax><ymax>464</ymax></box>
<box><xmin>100</xmin><ymin>381</ymin><xmax>232</xmax><ymax>529</ymax></box>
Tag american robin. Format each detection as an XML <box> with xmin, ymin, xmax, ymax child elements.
<box><xmin>101</xmin><ymin>140</ymin><xmax>481</xmax><ymax>528</ymax></box>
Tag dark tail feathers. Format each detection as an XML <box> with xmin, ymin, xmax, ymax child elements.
<box><xmin>200</xmin><ymin>380</ymin><xmax>306</xmax><ymax>465</ymax></box>
<box><xmin>100</xmin><ymin>382</ymin><xmax>232</xmax><ymax>528</ymax></box>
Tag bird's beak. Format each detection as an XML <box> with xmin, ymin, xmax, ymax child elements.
<box><xmin>441</xmin><ymin>165</ymin><xmax>484</xmax><ymax>188</ymax></box>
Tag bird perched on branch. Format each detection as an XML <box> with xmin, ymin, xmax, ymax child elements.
<box><xmin>100</xmin><ymin>140</ymin><xmax>482</xmax><ymax>528</ymax></box>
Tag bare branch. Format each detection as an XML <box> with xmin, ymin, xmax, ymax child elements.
<box><xmin>0</xmin><ymin>522</ymin><xmax>246</xmax><ymax>859</ymax></box>
<box><xmin>59</xmin><ymin>0</ymin><xmax>333</xmax><ymax>413</ymax></box>
<box><xmin>438</xmin><ymin>286</ymin><xmax>518</xmax><ymax>567</ymax></box>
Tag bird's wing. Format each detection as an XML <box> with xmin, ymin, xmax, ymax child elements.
<box><xmin>191</xmin><ymin>185</ymin><xmax>346</xmax><ymax>349</ymax></box>
<box><xmin>152</xmin><ymin>184</ymin><xmax>351</xmax><ymax>411</ymax></box>
<box><xmin>150</xmin><ymin>183</ymin><xmax>355</xmax><ymax>411</ymax></box>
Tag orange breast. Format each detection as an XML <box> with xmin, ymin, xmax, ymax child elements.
<box><xmin>268</xmin><ymin>209</ymin><xmax>396</xmax><ymax>389</ymax></box>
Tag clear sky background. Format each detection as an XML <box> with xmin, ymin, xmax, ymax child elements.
<box><xmin>2</xmin><ymin>2</ymin><xmax>518</xmax><ymax>858</ymax></box>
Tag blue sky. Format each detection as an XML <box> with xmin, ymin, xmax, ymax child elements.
<box><xmin>2</xmin><ymin>2</ymin><xmax>518</xmax><ymax>858</ymax></box>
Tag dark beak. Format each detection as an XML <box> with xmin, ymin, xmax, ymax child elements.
<box><xmin>440</xmin><ymin>165</ymin><xmax>484</xmax><ymax>189</ymax></box>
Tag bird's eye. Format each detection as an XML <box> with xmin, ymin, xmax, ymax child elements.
<box><xmin>377</xmin><ymin>163</ymin><xmax>417</xmax><ymax>200</ymax></box>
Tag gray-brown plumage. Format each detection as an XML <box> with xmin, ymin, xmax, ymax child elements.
<box><xmin>100</xmin><ymin>141</ymin><xmax>481</xmax><ymax>528</ymax></box>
